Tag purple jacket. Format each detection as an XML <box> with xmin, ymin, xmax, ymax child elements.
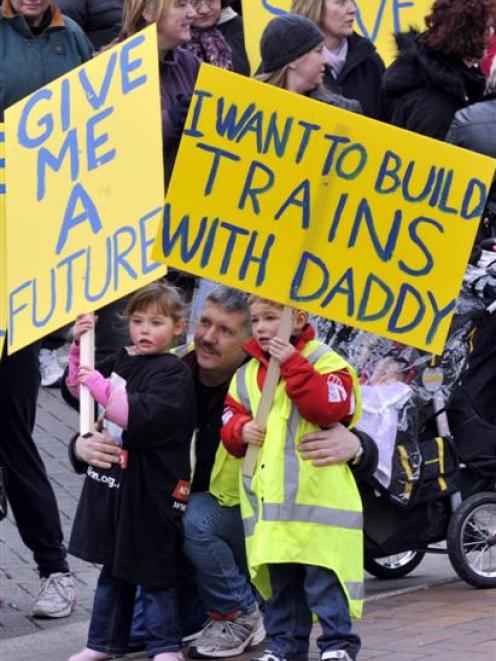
<box><xmin>160</xmin><ymin>47</ymin><xmax>201</xmax><ymax>188</ymax></box>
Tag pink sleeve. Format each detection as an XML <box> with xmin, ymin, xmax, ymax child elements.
<box><xmin>105</xmin><ymin>388</ymin><xmax>129</xmax><ymax>429</ymax></box>
<box><xmin>84</xmin><ymin>371</ymin><xmax>129</xmax><ymax>429</ymax></box>
<box><xmin>65</xmin><ymin>341</ymin><xmax>81</xmax><ymax>400</ymax></box>
<box><xmin>84</xmin><ymin>371</ymin><xmax>112</xmax><ymax>407</ymax></box>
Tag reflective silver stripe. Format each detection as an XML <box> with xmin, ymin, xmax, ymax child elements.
<box><xmin>306</xmin><ymin>344</ymin><xmax>331</xmax><ymax>365</ymax></box>
<box><xmin>236</xmin><ymin>364</ymin><xmax>251</xmax><ymax>413</ymax></box>
<box><xmin>243</xmin><ymin>515</ymin><xmax>256</xmax><ymax>536</ymax></box>
<box><xmin>242</xmin><ymin>474</ymin><xmax>258</xmax><ymax>537</ymax></box>
<box><xmin>284</xmin><ymin>345</ymin><xmax>330</xmax><ymax>505</ymax></box>
<box><xmin>345</xmin><ymin>581</ymin><xmax>365</xmax><ymax>601</ymax></box>
<box><xmin>262</xmin><ymin>503</ymin><xmax>363</xmax><ymax>530</ymax></box>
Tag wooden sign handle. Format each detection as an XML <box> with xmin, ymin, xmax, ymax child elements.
<box><xmin>242</xmin><ymin>305</ymin><xmax>293</xmax><ymax>477</ymax></box>
<box><xmin>79</xmin><ymin>316</ymin><xmax>95</xmax><ymax>436</ymax></box>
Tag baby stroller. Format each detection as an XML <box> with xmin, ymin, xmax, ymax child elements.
<box><xmin>319</xmin><ymin>260</ymin><xmax>496</xmax><ymax>589</ymax></box>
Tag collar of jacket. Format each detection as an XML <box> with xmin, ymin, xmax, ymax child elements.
<box><xmin>243</xmin><ymin>322</ymin><xmax>316</xmax><ymax>365</ymax></box>
<box><xmin>1</xmin><ymin>0</ymin><xmax>64</xmax><ymax>29</ymax></box>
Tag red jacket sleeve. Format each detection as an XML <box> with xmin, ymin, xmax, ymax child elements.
<box><xmin>280</xmin><ymin>351</ymin><xmax>353</xmax><ymax>426</ymax></box>
<box><xmin>220</xmin><ymin>393</ymin><xmax>252</xmax><ymax>458</ymax></box>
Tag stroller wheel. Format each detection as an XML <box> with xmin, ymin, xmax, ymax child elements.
<box><xmin>447</xmin><ymin>491</ymin><xmax>496</xmax><ymax>589</ymax></box>
<box><xmin>365</xmin><ymin>550</ymin><xmax>425</xmax><ymax>579</ymax></box>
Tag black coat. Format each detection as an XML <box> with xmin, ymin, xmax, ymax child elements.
<box><xmin>323</xmin><ymin>32</ymin><xmax>386</xmax><ymax>120</ymax></box>
<box><xmin>69</xmin><ymin>349</ymin><xmax>195</xmax><ymax>590</ymax></box>
<box><xmin>383</xmin><ymin>30</ymin><xmax>487</xmax><ymax>140</ymax></box>
<box><xmin>57</xmin><ymin>0</ymin><xmax>123</xmax><ymax>49</ymax></box>
<box><xmin>217</xmin><ymin>14</ymin><xmax>250</xmax><ymax>76</ymax></box>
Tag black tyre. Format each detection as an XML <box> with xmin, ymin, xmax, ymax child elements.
<box><xmin>447</xmin><ymin>491</ymin><xmax>496</xmax><ymax>589</ymax></box>
<box><xmin>365</xmin><ymin>550</ymin><xmax>425</xmax><ymax>579</ymax></box>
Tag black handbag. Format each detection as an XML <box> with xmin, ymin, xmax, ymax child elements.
<box><xmin>0</xmin><ymin>467</ymin><xmax>7</xmax><ymax>521</ymax></box>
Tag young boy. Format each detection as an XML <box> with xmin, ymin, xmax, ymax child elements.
<box><xmin>221</xmin><ymin>297</ymin><xmax>363</xmax><ymax>661</ymax></box>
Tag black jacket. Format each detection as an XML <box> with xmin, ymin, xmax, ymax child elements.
<box><xmin>57</xmin><ymin>0</ymin><xmax>123</xmax><ymax>49</ymax></box>
<box><xmin>69</xmin><ymin>350</ymin><xmax>195</xmax><ymax>590</ymax></box>
<box><xmin>217</xmin><ymin>14</ymin><xmax>250</xmax><ymax>76</ymax></box>
<box><xmin>384</xmin><ymin>30</ymin><xmax>486</xmax><ymax>140</ymax></box>
<box><xmin>323</xmin><ymin>32</ymin><xmax>386</xmax><ymax>120</ymax></box>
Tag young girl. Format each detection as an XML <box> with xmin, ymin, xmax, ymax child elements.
<box><xmin>67</xmin><ymin>282</ymin><xmax>195</xmax><ymax>661</ymax></box>
<box><xmin>221</xmin><ymin>296</ymin><xmax>363</xmax><ymax>661</ymax></box>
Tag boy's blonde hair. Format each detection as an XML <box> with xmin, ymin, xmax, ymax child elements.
<box><xmin>248</xmin><ymin>295</ymin><xmax>284</xmax><ymax>310</ymax></box>
<box><xmin>125</xmin><ymin>282</ymin><xmax>187</xmax><ymax>323</ymax></box>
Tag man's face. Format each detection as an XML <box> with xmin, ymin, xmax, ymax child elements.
<box><xmin>10</xmin><ymin>0</ymin><xmax>49</xmax><ymax>25</ymax></box>
<box><xmin>194</xmin><ymin>302</ymin><xmax>250</xmax><ymax>374</ymax></box>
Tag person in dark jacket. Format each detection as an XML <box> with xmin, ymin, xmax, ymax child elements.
<box><xmin>216</xmin><ymin>0</ymin><xmax>250</xmax><ymax>75</ymax></box>
<box><xmin>0</xmin><ymin>0</ymin><xmax>92</xmax><ymax>621</ymax></box>
<box><xmin>112</xmin><ymin>0</ymin><xmax>201</xmax><ymax>301</ymax></box>
<box><xmin>57</xmin><ymin>0</ymin><xmax>123</xmax><ymax>49</ymax></box>
<box><xmin>291</xmin><ymin>0</ymin><xmax>385</xmax><ymax>119</ymax></box>
<box><xmin>186</xmin><ymin>0</ymin><xmax>249</xmax><ymax>75</ymax></box>
<box><xmin>383</xmin><ymin>0</ymin><xmax>495</xmax><ymax>140</ymax></box>
<box><xmin>67</xmin><ymin>283</ymin><xmax>196</xmax><ymax>661</ymax></box>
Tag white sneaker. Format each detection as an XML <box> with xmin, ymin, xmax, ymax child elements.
<box><xmin>39</xmin><ymin>348</ymin><xmax>65</xmax><ymax>387</ymax></box>
<box><xmin>32</xmin><ymin>572</ymin><xmax>76</xmax><ymax>618</ymax></box>
<box><xmin>188</xmin><ymin>605</ymin><xmax>265</xmax><ymax>658</ymax></box>
<box><xmin>321</xmin><ymin>652</ymin><xmax>354</xmax><ymax>661</ymax></box>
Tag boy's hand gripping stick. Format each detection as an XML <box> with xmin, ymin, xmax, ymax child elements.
<box><xmin>242</xmin><ymin>305</ymin><xmax>293</xmax><ymax>477</ymax></box>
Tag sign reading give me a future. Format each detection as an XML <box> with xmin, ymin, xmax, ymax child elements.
<box><xmin>154</xmin><ymin>65</ymin><xmax>496</xmax><ymax>354</ymax></box>
<box><xmin>4</xmin><ymin>26</ymin><xmax>166</xmax><ymax>354</ymax></box>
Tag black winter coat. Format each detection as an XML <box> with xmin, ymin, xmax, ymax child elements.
<box><xmin>57</xmin><ymin>0</ymin><xmax>123</xmax><ymax>49</ymax></box>
<box><xmin>384</xmin><ymin>31</ymin><xmax>486</xmax><ymax>140</ymax></box>
<box><xmin>217</xmin><ymin>14</ymin><xmax>250</xmax><ymax>76</ymax></box>
<box><xmin>69</xmin><ymin>349</ymin><xmax>195</xmax><ymax>590</ymax></box>
<box><xmin>323</xmin><ymin>32</ymin><xmax>386</xmax><ymax>120</ymax></box>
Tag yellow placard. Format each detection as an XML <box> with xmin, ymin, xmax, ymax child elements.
<box><xmin>242</xmin><ymin>0</ymin><xmax>433</xmax><ymax>73</ymax></box>
<box><xmin>0</xmin><ymin>125</ymin><xmax>5</xmax><ymax>358</ymax></box>
<box><xmin>153</xmin><ymin>65</ymin><xmax>496</xmax><ymax>354</ymax></box>
<box><xmin>5</xmin><ymin>26</ymin><xmax>166</xmax><ymax>353</ymax></box>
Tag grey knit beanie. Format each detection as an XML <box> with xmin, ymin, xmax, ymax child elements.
<box><xmin>260</xmin><ymin>14</ymin><xmax>324</xmax><ymax>73</ymax></box>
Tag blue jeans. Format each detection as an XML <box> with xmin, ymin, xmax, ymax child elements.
<box><xmin>264</xmin><ymin>564</ymin><xmax>361</xmax><ymax>661</ymax></box>
<box><xmin>88</xmin><ymin>565</ymin><xmax>182</xmax><ymax>656</ymax></box>
<box><xmin>130</xmin><ymin>554</ymin><xmax>207</xmax><ymax>646</ymax></box>
<box><xmin>183</xmin><ymin>492</ymin><xmax>256</xmax><ymax>615</ymax></box>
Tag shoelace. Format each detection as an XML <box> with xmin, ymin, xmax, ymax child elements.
<box><xmin>200</xmin><ymin>617</ymin><xmax>254</xmax><ymax>646</ymax></box>
<box><xmin>37</xmin><ymin>575</ymin><xmax>71</xmax><ymax>602</ymax></box>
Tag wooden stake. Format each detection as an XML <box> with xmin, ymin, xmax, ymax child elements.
<box><xmin>79</xmin><ymin>315</ymin><xmax>95</xmax><ymax>436</ymax></box>
<box><xmin>242</xmin><ymin>305</ymin><xmax>293</xmax><ymax>477</ymax></box>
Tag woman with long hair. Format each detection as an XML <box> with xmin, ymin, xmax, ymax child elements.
<box><xmin>291</xmin><ymin>0</ymin><xmax>386</xmax><ymax>119</ymax></box>
<box><xmin>384</xmin><ymin>0</ymin><xmax>496</xmax><ymax>139</ymax></box>
<box><xmin>116</xmin><ymin>0</ymin><xmax>200</xmax><ymax>187</ymax></box>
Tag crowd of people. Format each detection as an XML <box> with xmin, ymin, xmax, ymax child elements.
<box><xmin>1</xmin><ymin>0</ymin><xmax>496</xmax><ymax>660</ymax></box>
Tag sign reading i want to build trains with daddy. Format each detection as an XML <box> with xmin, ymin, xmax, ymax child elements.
<box><xmin>154</xmin><ymin>64</ymin><xmax>496</xmax><ymax>355</ymax></box>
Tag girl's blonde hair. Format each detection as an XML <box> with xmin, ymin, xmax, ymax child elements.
<box><xmin>291</xmin><ymin>0</ymin><xmax>324</xmax><ymax>25</ymax></box>
<box><xmin>255</xmin><ymin>66</ymin><xmax>290</xmax><ymax>89</ymax></box>
<box><xmin>125</xmin><ymin>282</ymin><xmax>187</xmax><ymax>323</ymax></box>
<box><xmin>119</xmin><ymin>0</ymin><xmax>172</xmax><ymax>40</ymax></box>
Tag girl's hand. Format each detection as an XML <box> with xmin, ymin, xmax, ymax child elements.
<box><xmin>268</xmin><ymin>337</ymin><xmax>295</xmax><ymax>364</ymax></box>
<box><xmin>73</xmin><ymin>314</ymin><xmax>95</xmax><ymax>342</ymax></box>
<box><xmin>78</xmin><ymin>365</ymin><xmax>95</xmax><ymax>384</ymax></box>
<box><xmin>241</xmin><ymin>420</ymin><xmax>266</xmax><ymax>446</ymax></box>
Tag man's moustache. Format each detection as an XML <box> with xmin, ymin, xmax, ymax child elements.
<box><xmin>198</xmin><ymin>342</ymin><xmax>220</xmax><ymax>356</ymax></box>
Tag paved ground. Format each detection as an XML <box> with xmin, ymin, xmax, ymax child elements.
<box><xmin>0</xmin><ymin>383</ymin><xmax>495</xmax><ymax>660</ymax></box>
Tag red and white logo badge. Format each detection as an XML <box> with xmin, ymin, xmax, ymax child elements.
<box><xmin>327</xmin><ymin>374</ymin><xmax>347</xmax><ymax>403</ymax></box>
<box><xmin>172</xmin><ymin>480</ymin><xmax>191</xmax><ymax>502</ymax></box>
